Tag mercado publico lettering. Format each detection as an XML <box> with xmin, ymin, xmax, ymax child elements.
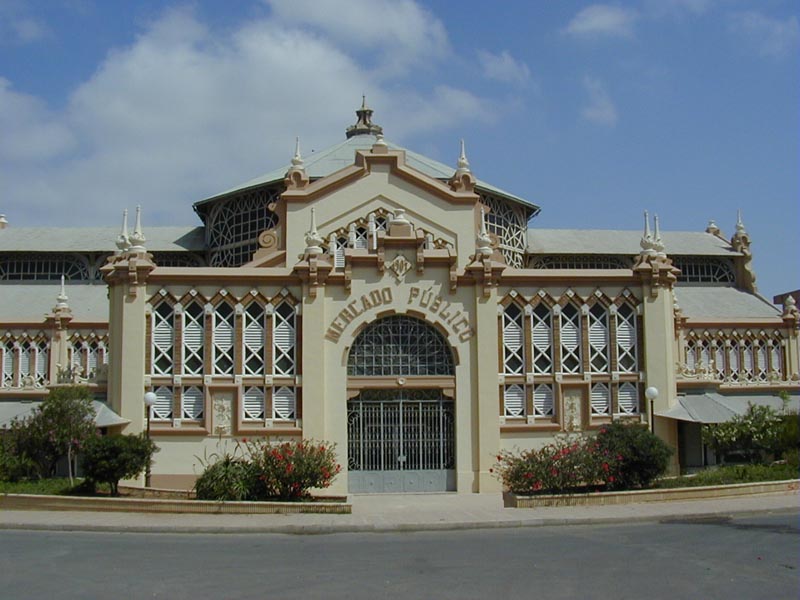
<box><xmin>325</xmin><ymin>286</ymin><xmax>475</xmax><ymax>343</ymax></box>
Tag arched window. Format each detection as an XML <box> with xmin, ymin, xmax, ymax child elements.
<box><xmin>348</xmin><ymin>316</ymin><xmax>454</xmax><ymax>377</ymax></box>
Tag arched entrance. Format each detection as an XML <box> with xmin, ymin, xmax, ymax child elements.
<box><xmin>346</xmin><ymin>315</ymin><xmax>456</xmax><ymax>493</ymax></box>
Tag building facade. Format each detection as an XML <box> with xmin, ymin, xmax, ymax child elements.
<box><xmin>1</xmin><ymin>105</ymin><xmax>798</xmax><ymax>493</ymax></box>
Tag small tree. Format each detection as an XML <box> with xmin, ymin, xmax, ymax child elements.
<box><xmin>81</xmin><ymin>434</ymin><xmax>158</xmax><ymax>496</ymax></box>
<box><xmin>595</xmin><ymin>422</ymin><xmax>673</xmax><ymax>489</ymax></box>
<box><xmin>37</xmin><ymin>386</ymin><xmax>97</xmax><ymax>484</ymax></box>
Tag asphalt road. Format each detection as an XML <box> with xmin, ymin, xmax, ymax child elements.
<box><xmin>1</xmin><ymin>512</ymin><xmax>797</xmax><ymax>600</ymax></box>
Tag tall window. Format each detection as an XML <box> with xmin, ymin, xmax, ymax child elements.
<box><xmin>212</xmin><ymin>302</ymin><xmax>235</xmax><ymax>375</ymax></box>
<box><xmin>243</xmin><ymin>303</ymin><xmax>266</xmax><ymax>376</ymax></box>
<box><xmin>182</xmin><ymin>301</ymin><xmax>205</xmax><ymax>375</ymax></box>
<box><xmin>615</xmin><ymin>304</ymin><xmax>637</xmax><ymax>373</ymax></box>
<box><xmin>152</xmin><ymin>301</ymin><xmax>175</xmax><ymax>375</ymax></box>
<box><xmin>502</xmin><ymin>304</ymin><xmax>525</xmax><ymax>375</ymax></box>
<box><xmin>588</xmin><ymin>304</ymin><xmax>610</xmax><ymax>374</ymax></box>
<box><xmin>273</xmin><ymin>301</ymin><xmax>296</xmax><ymax>376</ymax></box>
<box><xmin>559</xmin><ymin>304</ymin><xmax>582</xmax><ymax>374</ymax></box>
<box><xmin>531</xmin><ymin>303</ymin><xmax>553</xmax><ymax>375</ymax></box>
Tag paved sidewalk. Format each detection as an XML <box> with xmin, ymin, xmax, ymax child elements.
<box><xmin>0</xmin><ymin>491</ymin><xmax>797</xmax><ymax>534</ymax></box>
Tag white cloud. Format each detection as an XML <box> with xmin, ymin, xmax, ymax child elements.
<box><xmin>265</xmin><ymin>0</ymin><xmax>448</xmax><ymax>73</ymax></box>
<box><xmin>11</xmin><ymin>17</ymin><xmax>48</xmax><ymax>42</ymax></box>
<box><xmin>477</xmin><ymin>50</ymin><xmax>531</xmax><ymax>85</ymax></box>
<box><xmin>581</xmin><ymin>76</ymin><xmax>617</xmax><ymax>126</ymax></box>
<box><xmin>645</xmin><ymin>0</ymin><xmax>713</xmax><ymax>18</ymax></box>
<box><xmin>564</xmin><ymin>4</ymin><xmax>637</xmax><ymax>39</ymax></box>
<box><xmin>728</xmin><ymin>11</ymin><xmax>800</xmax><ymax>58</ymax></box>
<box><xmin>0</xmin><ymin>5</ymin><xmax>490</xmax><ymax>227</ymax></box>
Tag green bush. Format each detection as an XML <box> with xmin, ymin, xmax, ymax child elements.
<box><xmin>493</xmin><ymin>436</ymin><xmax>620</xmax><ymax>495</ymax></box>
<box><xmin>656</xmin><ymin>463</ymin><xmax>798</xmax><ymax>488</ymax></box>
<box><xmin>194</xmin><ymin>455</ymin><xmax>260</xmax><ymax>501</ymax></box>
<box><xmin>81</xmin><ymin>434</ymin><xmax>157</xmax><ymax>496</ymax></box>
<box><xmin>595</xmin><ymin>422</ymin><xmax>673</xmax><ymax>490</ymax></box>
<box><xmin>702</xmin><ymin>404</ymin><xmax>788</xmax><ymax>463</ymax></box>
<box><xmin>194</xmin><ymin>439</ymin><xmax>341</xmax><ymax>501</ymax></box>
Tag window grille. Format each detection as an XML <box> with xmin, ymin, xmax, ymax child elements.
<box><xmin>700</xmin><ymin>340</ymin><xmax>713</xmax><ymax>371</ymax></box>
<box><xmin>591</xmin><ymin>383</ymin><xmax>610</xmax><ymax>416</ymax></box>
<box><xmin>2</xmin><ymin>342</ymin><xmax>13</xmax><ymax>386</ymax></box>
<box><xmin>18</xmin><ymin>341</ymin><xmax>32</xmax><ymax>381</ymax></box>
<box><xmin>0</xmin><ymin>252</ymin><xmax>90</xmax><ymax>281</ymax></box>
<box><xmin>769</xmin><ymin>341</ymin><xmax>782</xmax><ymax>376</ymax></box>
<box><xmin>213</xmin><ymin>302</ymin><xmax>235</xmax><ymax>375</ymax></box>
<box><xmin>481</xmin><ymin>194</ymin><xmax>528</xmax><ymax>268</ymax></box>
<box><xmin>243</xmin><ymin>386</ymin><xmax>265</xmax><ymax>420</ymax></box>
<box><xmin>151</xmin><ymin>301</ymin><xmax>174</xmax><ymax>375</ymax></box>
<box><xmin>531</xmin><ymin>303</ymin><xmax>553</xmax><ymax>374</ymax></box>
<box><xmin>243</xmin><ymin>303</ymin><xmax>265</xmax><ymax>376</ymax></box>
<box><xmin>182</xmin><ymin>302</ymin><xmax>205</xmax><ymax>375</ymax></box>
<box><xmin>588</xmin><ymin>304</ymin><xmax>609</xmax><ymax>373</ymax></box>
<box><xmin>272</xmin><ymin>386</ymin><xmax>296</xmax><ymax>419</ymax></box>
<box><xmin>151</xmin><ymin>252</ymin><xmax>205</xmax><ymax>268</ymax></box>
<box><xmin>181</xmin><ymin>386</ymin><xmax>204</xmax><ymax>419</ymax></box>
<box><xmin>618</xmin><ymin>382</ymin><xmax>639</xmax><ymax>415</ymax></box>
<box><xmin>527</xmin><ymin>255</ymin><xmax>631</xmax><ymax>270</ymax></box>
<box><xmin>672</xmin><ymin>257</ymin><xmax>735</xmax><ymax>284</ymax></box>
<box><xmin>559</xmin><ymin>304</ymin><xmax>582</xmax><ymax>374</ymax></box>
<box><xmin>273</xmin><ymin>301</ymin><xmax>296</xmax><ymax>376</ymax></box>
<box><xmin>713</xmin><ymin>343</ymin><xmax>725</xmax><ymax>379</ymax></box>
<box><xmin>206</xmin><ymin>186</ymin><xmax>281</xmax><ymax>267</ymax></box>
<box><xmin>503</xmin><ymin>384</ymin><xmax>525</xmax><ymax>417</ymax></box>
<box><xmin>616</xmin><ymin>304</ymin><xmax>637</xmax><ymax>373</ymax></box>
<box><xmin>502</xmin><ymin>304</ymin><xmax>525</xmax><ymax>374</ymax></box>
<box><xmin>728</xmin><ymin>342</ymin><xmax>740</xmax><ymax>381</ymax></box>
<box><xmin>533</xmin><ymin>384</ymin><xmax>554</xmax><ymax>417</ymax></box>
<box><xmin>756</xmin><ymin>344</ymin><xmax>768</xmax><ymax>381</ymax></box>
<box><xmin>742</xmin><ymin>341</ymin><xmax>755</xmax><ymax>380</ymax></box>
<box><xmin>686</xmin><ymin>339</ymin><xmax>697</xmax><ymax>371</ymax></box>
<box><xmin>151</xmin><ymin>386</ymin><xmax>173</xmax><ymax>420</ymax></box>
<box><xmin>348</xmin><ymin>316</ymin><xmax>454</xmax><ymax>376</ymax></box>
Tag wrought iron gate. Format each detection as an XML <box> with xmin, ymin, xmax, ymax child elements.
<box><xmin>347</xmin><ymin>390</ymin><xmax>455</xmax><ymax>493</ymax></box>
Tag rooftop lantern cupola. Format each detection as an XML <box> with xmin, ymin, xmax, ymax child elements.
<box><xmin>345</xmin><ymin>96</ymin><xmax>384</xmax><ymax>139</ymax></box>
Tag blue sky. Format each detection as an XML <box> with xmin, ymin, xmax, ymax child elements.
<box><xmin>0</xmin><ymin>0</ymin><xmax>797</xmax><ymax>299</ymax></box>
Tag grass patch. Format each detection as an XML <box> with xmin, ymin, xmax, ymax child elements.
<box><xmin>655</xmin><ymin>463</ymin><xmax>799</xmax><ymax>489</ymax></box>
<box><xmin>0</xmin><ymin>478</ymin><xmax>111</xmax><ymax>496</ymax></box>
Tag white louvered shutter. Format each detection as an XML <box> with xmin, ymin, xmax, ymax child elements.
<box><xmin>181</xmin><ymin>386</ymin><xmax>204</xmax><ymax>419</ymax></box>
<box><xmin>618</xmin><ymin>383</ymin><xmax>639</xmax><ymax>415</ymax></box>
<box><xmin>152</xmin><ymin>302</ymin><xmax>175</xmax><ymax>375</ymax></box>
<box><xmin>243</xmin><ymin>387</ymin><xmax>265</xmax><ymax>420</ymax></box>
<box><xmin>533</xmin><ymin>384</ymin><xmax>554</xmax><ymax>417</ymax></box>
<box><xmin>616</xmin><ymin>304</ymin><xmax>637</xmax><ymax>372</ymax></box>
<box><xmin>152</xmin><ymin>386</ymin><xmax>173</xmax><ymax>420</ymax></box>
<box><xmin>591</xmin><ymin>383</ymin><xmax>610</xmax><ymax>415</ymax></box>
<box><xmin>588</xmin><ymin>304</ymin><xmax>609</xmax><ymax>373</ymax></box>
<box><xmin>502</xmin><ymin>304</ymin><xmax>524</xmax><ymax>374</ymax></box>
<box><xmin>504</xmin><ymin>384</ymin><xmax>525</xmax><ymax>417</ymax></box>
<box><xmin>272</xmin><ymin>386</ymin><xmax>295</xmax><ymax>419</ymax></box>
<box><xmin>243</xmin><ymin>303</ymin><xmax>265</xmax><ymax>376</ymax></box>
<box><xmin>273</xmin><ymin>302</ymin><xmax>296</xmax><ymax>375</ymax></box>
<box><xmin>531</xmin><ymin>304</ymin><xmax>553</xmax><ymax>374</ymax></box>
<box><xmin>560</xmin><ymin>304</ymin><xmax>582</xmax><ymax>374</ymax></box>
<box><xmin>182</xmin><ymin>302</ymin><xmax>205</xmax><ymax>375</ymax></box>
<box><xmin>213</xmin><ymin>302</ymin><xmax>235</xmax><ymax>375</ymax></box>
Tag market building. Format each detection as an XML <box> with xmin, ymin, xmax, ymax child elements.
<box><xmin>1</xmin><ymin>104</ymin><xmax>798</xmax><ymax>493</ymax></box>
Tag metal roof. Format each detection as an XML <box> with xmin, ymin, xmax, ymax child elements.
<box><xmin>0</xmin><ymin>226</ymin><xmax>205</xmax><ymax>252</ymax></box>
<box><xmin>0</xmin><ymin>283</ymin><xmax>109</xmax><ymax>322</ymax></box>
<box><xmin>527</xmin><ymin>229</ymin><xmax>739</xmax><ymax>256</ymax></box>
<box><xmin>657</xmin><ymin>391</ymin><xmax>798</xmax><ymax>423</ymax></box>
<box><xmin>196</xmin><ymin>134</ymin><xmax>538</xmax><ymax>211</ymax></box>
<box><xmin>674</xmin><ymin>286</ymin><xmax>780</xmax><ymax>319</ymax></box>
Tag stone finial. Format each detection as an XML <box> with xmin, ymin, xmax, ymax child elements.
<box><xmin>303</xmin><ymin>208</ymin><xmax>324</xmax><ymax>256</ymax></box>
<box><xmin>0</xmin><ymin>214</ymin><xmax>7</xmax><ymax>230</ymax></box>
<box><xmin>639</xmin><ymin>210</ymin><xmax>656</xmax><ymax>256</ymax></box>
<box><xmin>128</xmin><ymin>205</ymin><xmax>146</xmax><ymax>252</ymax></box>
<box><xmin>55</xmin><ymin>275</ymin><xmax>69</xmax><ymax>309</ymax></box>
<box><xmin>653</xmin><ymin>214</ymin><xmax>666</xmax><ymax>258</ymax></box>
<box><xmin>284</xmin><ymin>136</ymin><xmax>310</xmax><ymax>190</ymax></box>
<box><xmin>783</xmin><ymin>295</ymin><xmax>799</xmax><ymax>319</ymax></box>
<box><xmin>116</xmin><ymin>208</ymin><xmax>130</xmax><ymax>253</ymax></box>
<box><xmin>735</xmin><ymin>209</ymin><xmax>746</xmax><ymax>235</ymax></box>
<box><xmin>705</xmin><ymin>219</ymin><xmax>720</xmax><ymax>236</ymax></box>
<box><xmin>448</xmin><ymin>139</ymin><xmax>476</xmax><ymax>193</ymax></box>
<box><xmin>291</xmin><ymin>137</ymin><xmax>304</xmax><ymax>169</ymax></box>
<box><xmin>305</xmin><ymin>208</ymin><xmax>325</xmax><ymax>256</ymax></box>
<box><xmin>372</xmin><ymin>133</ymin><xmax>389</xmax><ymax>154</ymax></box>
<box><xmin>345</xmin><ymin>96</ymin><xmax>383</xmax><ymax>139</ymax></box>
<box><xmin>476</xmin><ymin>205</ymin><xmax>493</xmax><ymax>258</ymax></box>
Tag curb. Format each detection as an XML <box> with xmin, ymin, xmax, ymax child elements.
<box><xmin>1</xmin><ymin>504</ymin><xmax>796</xmax><ymax>535</ymax></box>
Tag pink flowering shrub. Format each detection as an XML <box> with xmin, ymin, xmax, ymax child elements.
<box><xmin>493</xmin><ymin>436</ymin><xmax>620</xmax><ymax>495</ymax></box>
<box><xmin>195</xmin><ymin>439</ymin><xmax>341</xmax><ymax>501</ymax></box>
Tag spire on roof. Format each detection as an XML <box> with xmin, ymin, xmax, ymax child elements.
<box><xmin>285</xmin><ymin>136</ymin><xmax>309</xmax><ymax>190</ymax></box>
<box><xmin>449</xmin><ymin>139</ymin><xmax>476</xmax><ymax>193</ymax></box>
<box><xmin>128</xmin><ymin>205</ymin><xmax>147</xmax><ymax>252</ymax></box>
<box><xmin>705</xmin><ymin>219</ymin><xmax>721</xmax><ymax>236</ymax></box>
<box><xmin>476</xmin><ymin>205</ymin><xmax>493</xmax><ymax>258</ymax></box>
<box><xmin>345</xmin><ymin>96</ymin><xmax>383</xmax><ymax>139</ymax></box>
<box><xmin>291</xmin><ymin>136</ymin><xmax>304</xmax><ymax>169</ymax></box>
<box><xmin>735</xmin><ymin>209</ymin><xmax>746</xmax><ymax>235</ymax></box>
<box><xmin>116</xmin><ymin>208</ymin><xmax>130</xmax><ymax>253</ymax></box>
<box><xmin>653</xmin><ymin>214</ymin><xmax>666</xmax><ymax>258</ymax></box>
<box><xmin>0</xmin><ymin>214</ymin><xmax>7</xmax><ymax>230</ymax></box>
<box><xmin>456</xmin><ymin>139</ymin><xmax>470</xmax><ymax>174</ymax></box>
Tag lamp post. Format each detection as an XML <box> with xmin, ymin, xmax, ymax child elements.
<box><xmin>143</xmin><ymin>391</ymin><xmax>157</xmax><ymax>488</ymax></box>
<box><xmin>645</xmin><ymin>386</ymin><xmax>659</xmax><ymax>434</ymax></box>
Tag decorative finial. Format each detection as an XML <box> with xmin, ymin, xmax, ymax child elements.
<box><xmin>735</xmin><ymin>209</ymin><xmax>746</xmax><ymax>234</ymax></box>
<box><xmin>705</xmin><ymin>219</ymin><xmax>720</xmax><ymax>236</ymax></box>
<box><xmin>291</xmin><ymin>137</ymin><xmax>304</xmax><ymax>168</ymax></box>
<box><xmin>457</xmin><ymin>139</ymin><xmax>470</xmax><ymax>172</ymax></box>
<box><xmin>0</xmin><ymin>214</ymin><xmax>8</xmax><ymax>230</ymax></box>
<box><xmin>391</xmin><ymin>208</ymin><xmax>410</xmax><ymax>226</ymax></box>
<box><xmin>304</xmin><ymin>208</ymin><xmax>324</xmax><ymax>256</ymax></box>
<box><xmin>128</xmin><ymin>205</ymin><xmax>146</xmax><ymax>252</ymax></box>
<box><xmin>55</xmin><ymin>274</ymin><xmax>69</xmax><ymax>309</ymax></box>
<box><xmin>116</xmin><ymin>209</ymin><xmax>130</xmax><ymax>252</ymax></box>
<box><xmin>653</xmin><ymin>214</ymin><xmax>665</xmax><ymax>257</ymax></box>
<box><xmin>476</xmin><ymin>205</ymin><xmax>493</xmax><ymax>257</ymax></box>
<box><xmin>640</xmin><ymin>210</ymin><xmax>655</xmax><ymax>255</ymax></box>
